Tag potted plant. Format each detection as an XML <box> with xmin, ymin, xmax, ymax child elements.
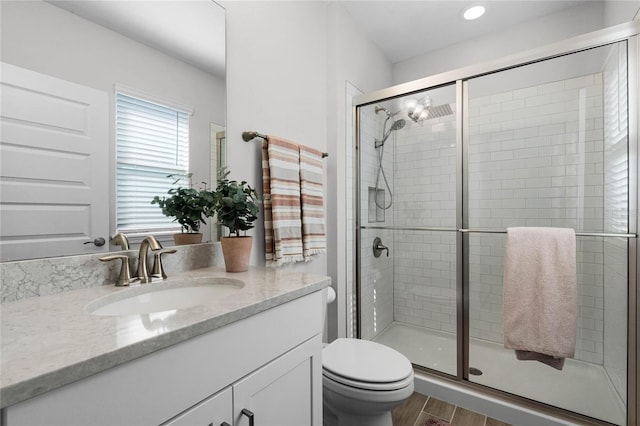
<box><xmin>211</xmin><ymin>167</ymin><xmax>259</xmax><ymax>272</ymax></box>
<box><xmin>151</xmin><ymin>173</ymin><xmax>214</xmax><ymax>245</ymax></box>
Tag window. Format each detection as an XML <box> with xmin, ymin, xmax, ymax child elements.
<box><xmin>115</xmin><ymin>92</ymin><xmax>190</xmax><ymax>235</ymax></box>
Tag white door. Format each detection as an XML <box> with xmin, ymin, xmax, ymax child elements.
<box><xmin>0</xmin><ymin>62</ymin><xmax>109</xmax><ymax>261</ymax></box>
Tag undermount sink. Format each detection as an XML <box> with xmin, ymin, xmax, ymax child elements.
<box><xmin>86</xmin><ymin>277</ymin><xmax>245</xmax><ymax>316</ymax></box>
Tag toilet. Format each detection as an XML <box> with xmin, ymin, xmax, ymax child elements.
<box><xmin>322</xmin><ymin>290</ymin><xmax>414</xmax><ymax>426</ymax></box>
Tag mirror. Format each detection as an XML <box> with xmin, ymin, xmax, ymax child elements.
<box><xmin>0</xmin><ymin>0</ymin><xmax>225</xmax><ymax>261</ymax></box>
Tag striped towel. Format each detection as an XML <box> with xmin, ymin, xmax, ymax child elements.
<box><xmin>262</xmin><ymin>137</ymin><xmax>304</xmax><ymax>266</ymax></box>
<box><xmin>299</xmin><ymin>145</ymin><xmax>326</xmax><ymax>260</ymax></box>
<box><xmin>262</xmin><ymin>142</ymin><xmax>274</xmax><ymax>262</ymax></box>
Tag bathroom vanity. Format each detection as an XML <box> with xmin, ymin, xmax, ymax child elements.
<box><xmin>0</xmin><ymin>267</ymin><xmax>330</xmax><ymax>425</ymax></box>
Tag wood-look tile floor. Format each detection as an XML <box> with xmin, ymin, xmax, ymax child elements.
<box><xmin>392</xmin><ymin>392</ymin><xmax>513</xmax><ymax>426</ymax></box>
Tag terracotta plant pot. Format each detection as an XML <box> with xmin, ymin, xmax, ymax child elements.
<box><xmin>173</xmin><ymin>233</ymin><xmax>203</xmax><ymax>245</ymax></box>
<box><xmin>220</xmin><ymin>236</ymin><xmax>253</xmax><ymax>272</ymax></box>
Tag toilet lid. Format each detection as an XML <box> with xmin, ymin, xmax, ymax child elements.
<box><xmin>322</xmin><ymin>338</ymin><xmax>412</xmax><ymax>384</ymax></box>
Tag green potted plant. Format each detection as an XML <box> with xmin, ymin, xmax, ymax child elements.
<box><xmin>151</xmin><ymin>173</ymin><xmax>214</xmax><ymax>245</ymax></box>
<box><xmin>211</xmin><ymin>167</ymin><xmax>259</xmax><ymax>272</ymax></box>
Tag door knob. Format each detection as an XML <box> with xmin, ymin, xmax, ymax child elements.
<box><xmin>84</xmin><ymin>237</ymin><xmax>106</xmax><ymax>247</ymax></box>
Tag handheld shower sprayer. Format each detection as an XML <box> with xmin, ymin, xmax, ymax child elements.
<box><xmin>372</xmin><ymin>105</ymin><xmax>406</xmax><ymax>211</ymax></box>
<box><xmin>374</xmin><ymin>116</ymin><xmax>406</xmax><ymax>148</ymax></box>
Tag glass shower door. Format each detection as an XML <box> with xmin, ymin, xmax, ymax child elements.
<box><xmin>358</xmin><ymin>84</ymin><xmax>459</xmax><ymax>377</ymax></box>
<box><xmin>465</xmin><ymin>41</ymin><xmax>629</xmax><ymax>425</ymax></box>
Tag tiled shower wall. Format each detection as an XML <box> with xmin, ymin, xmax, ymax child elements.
<box><xmin>393</xmin><ymin>112</ymin><xmax>457</xmax><ymax>332</ymax></box>
<box><xmin>465</xmin><ymin>73</ymin><xmax>606</xmax><ymax>364</ymax></box>
<box><xmin>385</xmin><ymin>73</ymin><xmax>611</xmax><ymax>365</ymax></box>
<box><xmin>359</xmin><ymin>106</ymin><xmax>395</xmax><ymax>341</ymax></box>
<box><xmin>602</xmin><ymin>43</ymin><xmax>628</xmax><ymax>403</ymax></box>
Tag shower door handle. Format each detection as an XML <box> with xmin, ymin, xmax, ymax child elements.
<box><xmin>373</xmin><ymin>237</ymin><xmax>389</xmax><ymax>258</ymax></box>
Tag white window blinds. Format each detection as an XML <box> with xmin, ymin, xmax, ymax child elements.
<box><xmin>116</xmin><ymin>92</ymin><xmax>190</xmax><ymax>234</ymax></box>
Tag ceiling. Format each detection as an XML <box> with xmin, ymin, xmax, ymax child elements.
<box><xmin>341</xmin><ymin>1</ymin><xmax>592</xmax><ymax>63</ymax></box>
<box><xmin>47</xmin><ymin>0</ymin><xmax>225</xmax><ymax>78</ymax></box>
<box><xmin>47</xmin><ymin>1</ymin><xmax>617</xmax><ymax>76</ymax></box>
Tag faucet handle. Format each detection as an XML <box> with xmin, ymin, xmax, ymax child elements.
<box><xmin>110</xmin><ymin>233</ymin><xmax>130</xmax><ymax>250</ymax></box>
<box><xmin>151</xmin><ymin>248</ymin><xmax>177</xmax><ymax>279</ymax></box>
<box><xmin>99</xmin><ymin>254</ymin><xmax>132</xmax><ymax>286</ymax></box>
<box><xmin>372</xmin><ymin>237</ymin><xmax>390</xmax><ymax>258</ymax></box>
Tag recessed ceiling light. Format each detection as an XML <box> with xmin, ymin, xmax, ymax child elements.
<box><xmin>463</xmin><ymin>5</ymin><xmax>485</xmax><ymax>20</ymax></box>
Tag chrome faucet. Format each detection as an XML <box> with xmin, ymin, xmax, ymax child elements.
<box><xmin>137</xmin><ymin>235</ymin><xmax>162</xmax><ymax>283</ymax></box>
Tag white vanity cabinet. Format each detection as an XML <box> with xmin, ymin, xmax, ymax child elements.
<box><xmin>3</xmin><ymin>290</ymin><xmax>324</xmax><ymax>426</ymax></box>
<box><xmin>232</xmin><ymin>336</ymin><xmax>319</xmax><ymax>425</ymax></box>
<box><xmin>163</xmin><ymin>336</ymin><xmax>320</xmax><ymax>426</ymax></box>
<box><xmin>163</xmin><ymin>387</ymin><xmax>233</xmax><ymax>426</ymax></box>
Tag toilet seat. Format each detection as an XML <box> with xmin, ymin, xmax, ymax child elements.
<box><xmin>323</xmin><ymin>368</ymin><xmax>414</xmax><ymax>391</ymax></box>
<box><xmin>322</xmin><ymin>339</ymin><xmax>413</xmax><ymax>391</ymax></box>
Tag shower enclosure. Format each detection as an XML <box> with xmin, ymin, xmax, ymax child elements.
<box><xmin>354</xmin><ymin>23</ymin><xmax>638</xmax><ymax>426</ymax></box>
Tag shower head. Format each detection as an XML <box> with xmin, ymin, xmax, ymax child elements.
<box><xmin>375</xmin><ymin>118</ymin><xmax>406</xmax><ymax>148</ymax></box>
<box><xmin>407</xmin><ymin>98</ymin><xmax>453</xmax><ymax>122</ymax></box>
<box><xmin>390</xmin><ymin>119</ymin><xmax>405</xmax><ymax>131</ymax></box>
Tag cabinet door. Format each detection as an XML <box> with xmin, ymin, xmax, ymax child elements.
<box><xmin>233</xmin><ymin>336</ymin><xmax>322</xmax><ymax>426</ymax></box>
<box><xmin>162</xmin><ymin>387</ymin><xmax>232</xmax><ymax>426</ymax></box>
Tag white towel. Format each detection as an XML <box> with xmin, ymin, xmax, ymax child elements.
<box><xmin>503</xmin><ymin>227</ymin><xmax>577</xmax><ymax>370</ymax></box>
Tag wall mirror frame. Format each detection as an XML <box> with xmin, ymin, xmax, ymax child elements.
<box><xmin>0</xmin><ymin>0</ymin><xmax>226</xmax><ymax>262</ymax></box>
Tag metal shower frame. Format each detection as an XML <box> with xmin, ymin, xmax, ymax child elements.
<box><xmin>353</xmin><ymin>20</ymin><xmax>639</xmax><ymax>426</ymax></box>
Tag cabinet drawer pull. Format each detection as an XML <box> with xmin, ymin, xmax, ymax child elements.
<box><xmin>241</xmin><ymin>408</ymin><xmax>255</xmax><ymax>426</ymax></box>
<box><xmin>220</xmin><ymin>423</ymin><xmax>231</xmax><ymax>426</ymax></box>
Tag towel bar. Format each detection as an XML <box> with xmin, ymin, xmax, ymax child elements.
<box><xmin>242</xmin><ymin>131</ymin><xmax>329</xmax><ymax>158</ymax></box>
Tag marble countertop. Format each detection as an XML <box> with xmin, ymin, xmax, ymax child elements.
<box><xmin>0</xmin><ymin>266</ymin><xmax>330</xmax><ymax>409</ymax></box>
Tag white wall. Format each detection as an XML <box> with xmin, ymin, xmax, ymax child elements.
<box><xmin>392</xmin><ymin>1</ymin><xmax>639</xmax><ymax>85</ymax></box>
<box><xmin>224</xmin><ymin>1</ymin><xmax>328</xmax><ymax>276</ymax></box>
<box><xmin>325</xmin><ymin>3</ymin><xmax>393</xmax><ymax>339</ymax></box>
<box><xmin>1</xmin><ymin>0</ymin><xmax>225</xmax><ymax>239</ymax></box>
<box><xmin>224</xmin><ymin>2</ymin><xmax>392</xmax><ymax>341</ymax></box>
